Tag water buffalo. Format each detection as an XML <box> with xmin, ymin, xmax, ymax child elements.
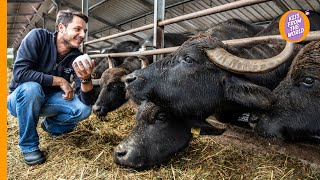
<box><xmin>93</xmin><ymin>18</ymin><xmax>266</xmax><ymax>118</ymax></box>
<box><xmin>92</xmin><ymin>56</ymin><xmax>147</xmax><ymax>116</ymax></box>
<box><xmin>115</xmin><ymin>10</ymin><xmax>320</xmax><ymax>169</ymax></box>
<box><xmin>113</xmin><ymin>100</ymin><xmax>225</xmax><ymax>169</ymax></box>
<box><xmin>250</xmin><ymin>41</ymin><xmax>320</xmax><ymax>140</ymax></box>
<box><xmin>91</xmin><ymin>41</ymin><xmax>140</xmax><ymax>79</ymax></box>
<box><xmin>92</xmin><ymin>33</ymin><xmax>191</xmax><ymax>117</ymax></box>
<box><xmin>124</xmin><ymin>38</ymin><xmax>299</xmax><ymax>120</ymax></box>
<box><xmin>112</xmin><ymin>17</ymin><xmax>293</xmax><ymax>169</ymax></box>
<box><xmin>124</xmin><ymin>11</ymin><xmax>320</xmax><ymax>120</ymax></box>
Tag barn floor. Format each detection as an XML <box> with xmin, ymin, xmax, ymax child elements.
<box><xmin>6</xmin><ymin>104</ymin><xmax>320</xmax><ymax>179</ymax></box>
<box><xmin>207</xmin><ymin>117</ymin><xmax>320</xmax><ymax>170</ymax></box>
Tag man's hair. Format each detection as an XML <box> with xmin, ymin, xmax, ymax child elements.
<box><xmin>55</xmin><ymin>9</ymin><xmax>88</xmax><ymax>29</ymax></box>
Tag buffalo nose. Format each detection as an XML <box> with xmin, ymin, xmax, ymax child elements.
<box><xmin>123</xmin><ymin>74</ymin><xmax>136</xmax><ymax>84</ymax></box>
<box><xmin>92</xmin><ymin>105</ymin><xmax>102</xmax><ymax>114</ymax></box>
<box><xmin>115</xmin><ymin>149</ymin><xmax>127</xmax><ymax>157</ymax></box>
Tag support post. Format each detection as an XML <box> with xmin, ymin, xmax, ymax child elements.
<box><xmin>153</xmin><ymin>0</ymin><xmax>165</xmax><ymax>61</ymax></box>
<box><xmin>81</xmin><ymin>0</ymin><xmax>89</xmax><ymax>53</ymax></box>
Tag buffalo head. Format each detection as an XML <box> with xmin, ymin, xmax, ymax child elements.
<box><xmin>250</xmin><ymin>41</ymin><xmax>320</xmax><ymax>140</ymax></box>
<box><xmin>113</xmin><ymin>100</ymin><xmax>225</xmax><ymax>170</ymax></box>
<box><xmin>93</xmin><ymin>57</ymin><xmax>145</xmax><ymax>117</ymax></box>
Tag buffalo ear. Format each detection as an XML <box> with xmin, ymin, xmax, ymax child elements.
<box><xmin>224</xmin><ymin>76</ymin><xmax>273</xmax><ymax>110</ymax></box>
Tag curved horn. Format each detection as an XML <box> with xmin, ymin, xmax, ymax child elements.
<box><xmin>108</xmin><ymin>56</ymin><xmax>115</xmax><ymax>69</ymax></box>
<box><xmin>206</xmin><ymin>42</ymin><xmax>294</xmax><ymax>74</ymax></box>
<box><xmin>91</xmin><ymin>78</ymin><xmax>100</xmax><ymax>86</ymax></box>
<box><xmin>139</xmin><ymin>56</ymin><xmax>150</xmax><ymax>69</ymax></box>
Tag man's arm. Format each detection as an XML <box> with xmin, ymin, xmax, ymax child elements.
<box><xmin>72</xmin><ymin>59</ymin><xmax>97</xmax><ymax>105</ymax></box>
<box><xmin>52</xmin><ymin>76</ymin><xmax>74</xmax><ymax>100</ymax></box>
<box><xmin>13</xmin><ymin>29</ymin><xmax>53</xmax><ymax>86</ymax></box>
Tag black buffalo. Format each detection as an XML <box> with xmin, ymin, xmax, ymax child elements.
<box><xmin>92</xmin><ymin>56</ymin><xmax>147</xmax><ymax>116</ymax></box>
<box><xmin>250</xmin><ymin>41</ymin><xmax>320</xmax><ymax>140</ymax></box>
<box><xmin>119</xmin><ymin>36</ymin><xmax>298</xmax><ymax>169</ymax></box>
<box><xmin>92</xmin><ymin>33</ymin><xmax>190</xmax><ymax>117</ymax></box>
<box><xmin>116</xmin><ymin>11</ymin><xmax>320</xmax><ymax>169</ymax></box>
<box><xmin>125</xmin><ymin>37</ymin><xmax>298</xmax><ymax>120</ymax></box>
<box><xmin>124</xmin><ymin>11</ymin><xmax>320</xmax><ymax>120</ymax></box>
<box><xmin>114</xmin><ymin>17</ymin><xmax>288</xmax><ymax>169</ymax></box>
<box><xmin>92</xmin><ymin>20</ymin><xmax>263</xmax><ymax>118</ymax></box>
<box><xmin>113</xmin><ymin>100</ymin><xmax>225</xmax><ymax>170</ymax></box>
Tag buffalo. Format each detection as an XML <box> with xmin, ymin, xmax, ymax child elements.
<box><xmin>115</xmin><ymin>11</ymin><xmax>320</xmax><ymax>169</ymax></box>
<box><xmin>124</xmin><ymin>37</ymin><xmax>298</xmax><ymax>120</ymax></box>
<box><xmin>92</xmin><ymin>33</ymin><xmax>190</xmax><ymax>117</ymax></box>
<box><xmin>250</xmin><ymin>41</ymin><xmax>320</xmax><ymax>140</ymax></box>
<box><xmin>119</xmin><ymin>36</ymin><xmax>297</xmax><ymax>169</ymax></box>
<box><xmin>117</xmin><ymin>13</ymin><xmax>315</xmax><ymax>169</ymax></box>
<box><xmin>113</xmin><ymin>100</ymin><xmax>225</xmax><ymax>170</ymax></box>
<box><xmin>114</xmin><ymin>16</ymin><xmax>294</xmax><ymax>169</ymax></box>
<box><xmin>92</xmin><ymin>56</ymin><xmax>148</xmax><ymax>116</ymax></box>
<box><xmin>93</xmin><ymin>19</ymin><xmax>265</xmax><ymax>118</ymax></box>
<box><xmin>124</xmin><ymin>11</ymin><xmax>320</xmax><ymax>120</ymax></box>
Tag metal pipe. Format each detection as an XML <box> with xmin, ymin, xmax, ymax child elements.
<box><xmin>158</xmin><ymin>0</ymin><xmax>269</xmax><ymax>26</ymax></box>
<box><xmin>85</xmin><ymin>23</ymin><xmax>154</xmax><ymax>45</ymax></box>
<box><xmin>82</xmin><ymin>0</ymin><xmax>89</xmax><ymax>53</ymax></box>
<box><xmin>153</xmin><ymin>0</ymin><xmax>165</xmax><ymax>61</ymax></box>
<box><xmin>84</xmin><ymin>0</ymin><xmax>270</xmax><ymax>45</ymax></box>
<box><xmin>90</xmin><ymin>0</ymin><xmax>194</xmax><ymax>36</ymax></box>
<box><xmin>89</xmin><ymin>0</ymin><xmax>109</xmax><ymax>12</ymax></box>
<box><xmin>89</xmin><ymin>31</ymin><xmax>320</xmax><ymax>58</ymax></box>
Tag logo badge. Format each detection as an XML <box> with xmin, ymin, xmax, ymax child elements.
<box><xmin>63</xmin><ymin>68</ymin><xmax>73</xmax><ymax>74</ymax></box>
<box><xmin>279</xmin><ymin>10</ymin><xmax>310</xmax><ymax>43</ymax></box>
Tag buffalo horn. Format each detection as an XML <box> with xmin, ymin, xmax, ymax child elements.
<box><xmin>206</xmin><ymin>42</ymin><xmax>294</xmax><ymax>74</ymax></box>
<box><xmin>139</xmin><ymin>56</ymin><xmax>150</xmax><ymax>69</ymax></box>
<box><xmin>108</xmin><ymin>56</ymin><xmax>115</xmax><ymax>69</ymax></box>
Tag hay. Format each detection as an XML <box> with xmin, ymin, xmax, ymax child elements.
<box><xmin>7</xmin><ymin>105</ymin><xmax>320</xmax><ymax>179</ymax></box>
<box><xmin>6</xmin><ymin>69</ymin><xmax>320</xmax><ymax>179</ymax></box>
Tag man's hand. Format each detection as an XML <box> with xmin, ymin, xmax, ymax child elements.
<box><xmin>72</xmin><ymin>59</ymin><xmax>95</xmax><ymax>80</ymax></box>
<box><xmin>53</xmin><ymin>76</ymin><xmax>74</xmax><ymax>100</ymax></box>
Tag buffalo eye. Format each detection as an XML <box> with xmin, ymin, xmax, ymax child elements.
<box><xmin>184</xmin><ymin>56</ymin><xmax>193</xmax><ymax>64</ymax></box>
<box><xmin>180</xmin><ymin>56</ymin><xmax>193</xmax><ymax>64</ymax></box>
<box><xmin>302</xmin><ymin>77</ymin><xmax>314</xmax><ymax>88</ymax></box>
<box><xmin>155</xmin><ymin>112</ymin><xmax>167</xmax><ymax>122</ymax></box>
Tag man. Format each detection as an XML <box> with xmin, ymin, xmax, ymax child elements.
<box><xmin>7</xmin><ymin>10</ymin><xmax>96</xmax><ymax>165</ymax></box>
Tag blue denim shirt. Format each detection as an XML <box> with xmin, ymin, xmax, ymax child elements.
<box><xmin>9</xmin><ymin>28</ymin><xmax>95</xmax><ymax>105</ymax></box>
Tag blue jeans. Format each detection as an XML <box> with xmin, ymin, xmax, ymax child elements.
<box><xmin>7</xmin><ymin>82</ymin><xmax>92</xmax><ymax>153</ymax></box>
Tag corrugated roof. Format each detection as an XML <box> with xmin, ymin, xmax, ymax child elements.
<box><xmin>7</xmin><ymin>0</ymin><xmax>320</xmax><ymax>51</ymax></box>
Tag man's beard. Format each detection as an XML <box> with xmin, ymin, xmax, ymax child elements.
<box><xmin>62</xmin><ymin>32</ymin><xmax>82</xmax><ymax>49</ymax></box>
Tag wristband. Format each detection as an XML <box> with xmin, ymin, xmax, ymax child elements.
<box><xmin>81</xmin><ymin>77</ymin><xmax>92</xmax><ymax>84</ymax></box>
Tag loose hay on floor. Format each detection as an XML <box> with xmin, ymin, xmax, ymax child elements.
<box><xmin>7</xmin><ymin>103</ymin><xmax>320</xmax><ymax>179</ymax></box>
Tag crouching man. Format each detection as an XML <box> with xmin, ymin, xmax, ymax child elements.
<box><xmin>7</xmin><ymin>10</ymin><xmax>97</xmax><ymax>165</ymax></box>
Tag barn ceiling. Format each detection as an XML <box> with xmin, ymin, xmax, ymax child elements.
<box><xmin>7</xmin><ymin>0</ymin><xmax>320</xmax><ymax>51</ymax></box>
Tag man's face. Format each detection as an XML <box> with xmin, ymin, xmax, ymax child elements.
<box><xmin>60</xmin><ymin>16</ymin><xmax>87</xmax><ymax>48</ymax></box>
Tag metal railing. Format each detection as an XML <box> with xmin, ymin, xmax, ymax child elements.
<box><xmin>84</xmin><ymin>0</ymin><xmax>270</xmax><ymax>46</ymax></box>
<box><xmin>89</xmin><ymin>31</ymin><xmax>320</xmax><ymax>58</ymax></box>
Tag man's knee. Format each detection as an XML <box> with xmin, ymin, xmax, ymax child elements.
<box><xmin>78</xmin><ymin>105</ymin><xmax>92</xmax><ymax>120</ymax></box>
<box><xmin>18</xmin><ymin>82</ymin><xmax>44</xmax><ymax>100</ymax></box>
